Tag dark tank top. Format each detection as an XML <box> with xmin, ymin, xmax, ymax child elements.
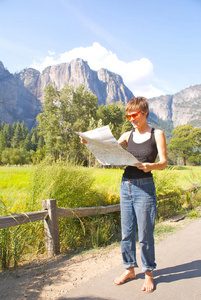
<box><xmin>123</xmin><ymin>128</ymin><xmax>158</xmax><ymax>179</ymax></box>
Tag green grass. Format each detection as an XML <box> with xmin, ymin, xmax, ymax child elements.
<box><xmin>168</xmin><ymin>166</ymin><xmax>201</xmax><ymax>189</ymax></box>
<box><xmin>0</xmin><ymin>165</ymin><xmax>200</xmax><ymax>210</ymax></box>
<box><xmin>0</xmin><ymin>166</ymin><xmax>34</xmax><ymax>209</ymax></box>
<box><xmin>90</xmin><ymin>167</ymin><xmax>123</xmax><ymax>195</ymax></box>
<box><xmin>91</xmin><ymin>166</ymin><xmax>201</xmax><ymax>202</ymax></box>
<box><xmin>154</xmin><ymin>223</ymin><xmax>177</xmax><ymax>240</ymax></box>
<box><xmin>0</xmin><ymin>166</ymin><xmax>33</xmax><ymax>193</ymax></box>
<box><xmin>187</xmin><ymin>209</ymin><xmax>200</xmax><ymax>219</ymax></box>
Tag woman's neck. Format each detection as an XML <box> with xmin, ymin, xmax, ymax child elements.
<box><xmin>134</xmin><ymin>122</ymin><xmax>150</xmax><ymax>134</ymax></box>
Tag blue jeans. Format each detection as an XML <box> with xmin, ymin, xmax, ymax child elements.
<box><xmin>120</xmin><ymin>176</ymin><xmax>157</xmax><ymax>272</ymax></box>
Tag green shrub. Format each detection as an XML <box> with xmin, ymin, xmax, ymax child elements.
<box><xmin>153</xmin><ymin>168</ymin><xmax>182</xmax><ymax>218</ymax></box>
<box><xmin>187</xmin><ymin>209</ymin><xmax>200</xmax><ymax>219</ymax></box>
<box><xmin>153</xmin><ymin>168</ymin><xmax>201</xmax><ymax>219</ymax></box>
<box><xmin>153</xmin><ymin>167</ymin><xmax>182</xmax><ymax>197</ymax></box>
<box><xmin>0</xmin><ymin>196</ymin><xmax>45</xmax><ymax>270</ymax></box>
<box><xmin>31</xmin><ymin>160</ymin><xmax>109</xmax><ymax>207</ymax></box>
<box><xmin>30</xmin><ymin>161</ymin><xmax>121</xmax><ymax>252</ymax></box>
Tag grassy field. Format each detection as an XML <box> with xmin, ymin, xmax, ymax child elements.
<box><xmin>0</xmin><ymin>166</ymin><xmax>35</xmax><ymax>208</ymax></box>
<box><xmin>0</xmin><ymin>165</ymin><xmax>201</xmax><ymax>209</ymax></box>
<box><xmin>90</xmin><ymin>167</ymin><xmax>123</xmax><ymax>195</ymax></box>
<box><xmin>90</xmin><ymin>166</ymin><xmax>201</xmax><ymax>194</ymax></box>
<box><xmin>168</xmin><ymin>166</ymin><xmax>201</xmax><ymax>189</ymax></box>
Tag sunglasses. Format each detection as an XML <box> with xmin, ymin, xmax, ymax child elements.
<box><xmin>125</xmin><ymin>111</ymin><xmax>142</xmax><ymax>120</ymax></box>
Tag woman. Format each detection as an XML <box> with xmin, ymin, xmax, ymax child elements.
<box><xmin>114</xmin><ymin>96</ymin><xmax>167</xmax><ymax>292</ymax></box>
<box><xmin>80</xmin><ymin>96</ymin><xmax>167</xmax><ymax>293</ymax></box>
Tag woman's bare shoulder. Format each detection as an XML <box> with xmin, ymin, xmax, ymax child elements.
<box><xmin>154</xmin><ymin>129</ymin><xmax>165</xmax><ymax>138</ymax></box>
<box><xmin>118</xmin><ymin>131</ymin><xmax>132</xmax><ymax>147</ymax></box>
<box><xmin>154</xmin><ymin>129</ymin><xmax>166</xmax><ymax>146</ymax></box>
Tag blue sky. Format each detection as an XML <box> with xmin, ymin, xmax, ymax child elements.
<box><xmin>1</xmin><ymin>0</ymin><xmax>201</xmax><ymax>98</ymax></box>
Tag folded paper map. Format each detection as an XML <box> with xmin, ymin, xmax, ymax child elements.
<box><xmin>77</xmin><ymin>125</ymin><xmax>139</xmax><ymax>166</ymax></box>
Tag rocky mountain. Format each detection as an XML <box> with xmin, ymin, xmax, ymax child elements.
<box><xmin>0</xmin><ymin>58</ymin><xmax>201</xmax><ymax>130</ymax></box>
<box><xmin>149</xmin><ymin>85</ymin><xmax>201</xmax><ymax>128</ymax></box>
<box><xmin>0</xmin><ymin>59</ymin><xmax>133</xmax><ymax>129</ymax></box>
<box><xmin>37</xmin><ymin>59</ymin><xmax>133</xmax><ymax>105</ymax></box>
<box><xmin>0</xmin><ymin>62</ymin><xmax>41</xmax><ymax>129</ymax></box>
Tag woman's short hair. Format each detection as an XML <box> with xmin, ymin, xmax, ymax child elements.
<box><xmin>126</xmin><ymin>97</ymin><xmax>149</xmax><ymax>118</ymax></box>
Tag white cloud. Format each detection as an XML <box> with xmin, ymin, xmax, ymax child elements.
<box><xmin>31</xmin><ymin>55</ymin><xmax>57</xmax><ymax>72</ymax></box>
<box><xmin>133</xmin><ymin>83</ymin><xmax>165</xmax><ymax>98</ymax></box>
<box><xmin>47</xmin><ymin>50</ymin><xmax>56</xmax><ymax>56</ymax></box>
<box><xmin>30</xmin><ymin>42</ymin><xmax>165</xmax><ymax>98</ymax></box>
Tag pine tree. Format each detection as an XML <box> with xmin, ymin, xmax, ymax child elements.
<box><xmin>3</xmin><ymin>123</ymin><xmax>13</xmax><ymax>147</ymax></box>
<box><xmin>24</xmin><ymin>134</ymin><xmax>32</xmax><ymax>151</ymax></box>
<box><xmin>37</xmin><ymin>136</ymin><xmax>45</xmax><ymax>150</ymax></box>
<box><xmin>31</xmin><ymin>132</ymin><xmax>38</xmax><ymax>151</ymax></box>
<box><xmin>20</xmin><ymin>122</ymin><xmax>28</xmax><ymax>140</ymax></box>
<box><xmin>12</xmin><ymin>122</ymin><xmax>23</xmax><ymax>148</ymax></box>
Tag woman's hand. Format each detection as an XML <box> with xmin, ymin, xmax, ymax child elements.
<box><xmin>79</xmin><ymin>136</ymin><xmax>87</xmax><ymax>144</ymax></box>
<box><xmin>135</xmin><ymin>163</ymin><xmax>152</xmax><ymax>173</ymax></box>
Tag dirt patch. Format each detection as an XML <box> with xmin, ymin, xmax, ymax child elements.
<box><xmin>0</xmin><ymin>243</ymin><xmax>122</xmax><ymax>300</ymax></box>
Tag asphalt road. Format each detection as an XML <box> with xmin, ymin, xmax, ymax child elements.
<box><xmin>60</xmin><ymin>218</ymin><xmax>201</xmax><ymax>300</ymax></box>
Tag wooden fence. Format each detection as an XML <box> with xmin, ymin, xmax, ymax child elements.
<box><xmin>0</xmin><ymin>183</ymin><xmax>200</xmax><ymax>257</ymax></box>
<box><xmin>0</xmin><ymin>199</ymin><xmax>120</xmax><ymax>257</ymax></box>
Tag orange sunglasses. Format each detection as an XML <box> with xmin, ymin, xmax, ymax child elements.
<box><xmin>125</xmin><ymin>111</ymin><xmax>141</xmax><ymax>121</ymax></box>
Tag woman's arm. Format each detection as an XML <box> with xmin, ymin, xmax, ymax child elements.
<box><xmin>118</xmin><ymin>131</ymin><xmax>131</xmax><ymax>148</ymax></box>
<box><xmin>135</xmin><ymin>129</ymin><xmax>167</xmax><ymax>172</ymax></box>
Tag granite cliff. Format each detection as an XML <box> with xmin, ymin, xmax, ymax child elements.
<box><xmin>0</xmin><ymin>62</ymin><xmax>41</xmax><ymax>129</ymax></box>
<box><xmin>149</xmin><ymin>85</ymin><xmax>201</xmax><ymax>128</ymax></box>
<box><xmin>0</xmin><ymin>59</ymin><xmax>133</xmax><ymax>129</ymax></box>
<box><xmin>0</xmin><ymin>58</ymin><xmax>201</xmax><ymax>130</ymax></box>
<box><xmin>37</xmin><ymin>59</ymin><xmax>133</xmax><ymax>105</ymax></box>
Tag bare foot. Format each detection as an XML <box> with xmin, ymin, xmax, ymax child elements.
<box><xmin>114</xmin><ymin>269</ymin><xmax>135</xmax><ymax>285</ymax></box>
<box><xmin>141</xmin><ymin>272</ymin><xmax>154</xmax><ymax>293</ymax></box>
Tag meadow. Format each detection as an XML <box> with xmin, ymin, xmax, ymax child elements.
<box><xmin>0</xmin><ymin>165</ymin><xmax>201</xmax><ymax>204</ymax></box>
<box><xmin>0</xmin><ymin>163</ymin><xmax>201</xmax><ymax>270</ymax></box>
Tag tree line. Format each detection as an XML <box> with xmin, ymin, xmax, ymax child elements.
<box><xmin>0</xmin><ymin>84</ymin><xmax>200</xmax><ymax>166</ymax></box>
<box><xmin>0</xmin><ymin>121</ymin><xmax>45</xmax><ymax>165</ymax></box>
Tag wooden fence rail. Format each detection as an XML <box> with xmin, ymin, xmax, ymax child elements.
<box><xmin>0</xmin><ymin>199</ymin><xmax>120</xmax><ymax>256</ymax></box>
<box><xmin>0</xmin><ymin>183</ymin><xmax>200</xmax><ymax>257</ymax></box>
<box><xmin>0</xmin><ymin>211</ymin><xmax>47</xmax><ymax>229</ymax></box>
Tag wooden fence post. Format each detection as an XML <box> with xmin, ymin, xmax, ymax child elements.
<box><xmin>42</xmin><ymin>199</ymin><xmax>60</xmax><ymax>256</ymax></box>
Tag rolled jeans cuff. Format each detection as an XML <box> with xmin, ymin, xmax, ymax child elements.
<box><xmin>142</xmin><ymin>263</ymin><xmax>157</xmax><ymax>273</ymax></box>
<box><xmin>124</xmin><ymin>262</ymin><xmax>138</xmax><ymax>269</ymax></box>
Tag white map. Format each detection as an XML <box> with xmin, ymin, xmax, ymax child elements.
<box><xmin>77</xmin><ymin>125</ymin><xmax>139</xmax><ymax>166</ymax></box>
